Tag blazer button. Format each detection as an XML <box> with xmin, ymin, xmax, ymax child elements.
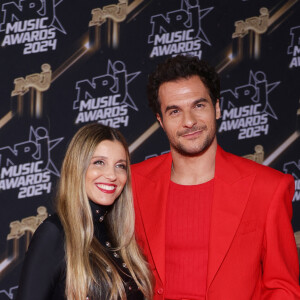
<box><xmin>157</xmin><ymin>288</ymin><xmax>164</xmax><ymax>294</ymax></box>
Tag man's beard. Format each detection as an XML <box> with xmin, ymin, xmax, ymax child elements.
<box><xmin>168</xmin><ymin>123</ymin><xmax>217</xmax><ymax>157</ymax></box>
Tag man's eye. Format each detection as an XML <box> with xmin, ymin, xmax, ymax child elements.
<box><xmin>170</xmin><ymin>109</ymin><xmax>179</xmax><ymax>115</ymax></box>
<box><xmin>196</xmin><ymin>103</ymin><xmax>204</xmax><ymax>108</ymax></box>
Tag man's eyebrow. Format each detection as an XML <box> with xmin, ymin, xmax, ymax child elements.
<box><xmin>193</xmin><ymin>98</ymin><xmax>209</xmax><ymax>105</ymax></box>
<box><xmin>164</xmin><ymin>98</ymin><xmax>209</xmax><ymax>113</ymax></box>
<box><xmin>165</xmin><ymin>105</ymin><xmax>180</xmax><ymax>113</ymax></box>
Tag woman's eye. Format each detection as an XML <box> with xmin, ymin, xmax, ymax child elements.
<box><xmin>94</xmin><ymin>160</ymin><xmax>104</xmax><ymax>165</ymax></box>
<box><xmin>116</xmin><ymin>164</ymin><xmax>127</xmax><ymax>170</ymax></box>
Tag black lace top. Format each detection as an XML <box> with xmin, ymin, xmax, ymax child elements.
<box><xmin>16</xmin><ymin>201</ymin><xmax>144</xmax><ymax>300</ymax></box>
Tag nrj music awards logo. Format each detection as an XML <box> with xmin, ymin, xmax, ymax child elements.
<box><xmin>287</xmin><ymin>25</ymin><xmax>300</xmax><ymax>68</ymax></box>
<box><xmin>219</xmin><ymin>70</ymin><xmax>280</xmax><ymax>140</ymax></box>
<box><xmin>283</xmin><ymin>160</ymin><xmax>300</xmax><ymax>202</ymax></box>
<box><xmin>73</xmin><ymin>60</ymin><xmax>140</xmax><ymax>128</ymax></box>
<box><xmin>0</xmin><ymin>126</ymin><xmax>63</xmax><ymax>199</ymax></box>
<box><xmin>0</xmin><ymin>0</ymin><xmax>66</xmax><ymax>55</ymax></box>
<box><xmin>147</xmin><ymin>0</ymin><xmax>213</xmax><ymax>59</ymax></box>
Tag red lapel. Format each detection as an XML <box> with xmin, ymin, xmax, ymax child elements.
<box><xmin>135</xmin><ymin>153</ymin><xmax>172</xmax><ymax>285</ymax></box>
<box><xmin>206</xmin><ymin>146</ymin><xmax>255</xmax><ymax>289</ymax></box>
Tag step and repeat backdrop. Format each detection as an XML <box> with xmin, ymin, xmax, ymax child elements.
<box><xmin>0</xmin><ymin>0</ymin><xmax>300</xmax><ymax>297</ymax></box>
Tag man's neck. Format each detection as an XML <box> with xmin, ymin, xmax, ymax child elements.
<box><xmin>170</xmin><ymin>140</ymin><xmax>217</xmax><ymax>185</ymax></box>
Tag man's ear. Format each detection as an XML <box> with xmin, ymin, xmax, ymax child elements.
<box><xmin>156</xmin><ymin>113</ymin><xmax>164</xmax><ymax>129</ymax></box>
<box><xmin>215</xmin><ymin>99</ymin><xmax>221</xmax><ymax>120</ymax></box>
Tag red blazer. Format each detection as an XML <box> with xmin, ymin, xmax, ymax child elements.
<box><xmin>131</xmin><ymin>146</ymin><xmax>300</xmax><ymax>300</ymax></box>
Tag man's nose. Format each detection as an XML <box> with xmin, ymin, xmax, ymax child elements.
<box><xmin>182</xmin><ymin>110</ymin><xmax>197</xmax><ymax>128</ymax></box>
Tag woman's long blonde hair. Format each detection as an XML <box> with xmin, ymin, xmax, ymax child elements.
<box><xmin>56</xmin><ymin>123</ymin><xmax>153</xmax><ymax>299</ymax></box>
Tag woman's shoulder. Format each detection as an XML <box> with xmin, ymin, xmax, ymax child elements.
<box><xmin>29</xmin><ymin>213</ymin><xmax>64</xmax><ymax>251</ymax></box>
<box><xmin>42</xmin><ymin>213</ymin><xmax>63</xmax><ymax>230</ymax></box>
<box><xmin>17</xmin><ymin>214</ymin><xmax>66</xmax><ymax>300</ymax></box>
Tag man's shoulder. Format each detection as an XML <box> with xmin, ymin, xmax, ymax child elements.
<box><xmin>221</xmin><ymin>147</ymin><xmax>291</xmax><ymax>181</ymax></box>
<box><xmin>131</xmin><ymin>152</ymin><xmax>171</xmax><ymax>176</ymax></box>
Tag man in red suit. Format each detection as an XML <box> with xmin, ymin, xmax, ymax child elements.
<box><xmin>131</xmin><ymin>55</ymin><xmax>300</xmax><ymax>299</ymax></box>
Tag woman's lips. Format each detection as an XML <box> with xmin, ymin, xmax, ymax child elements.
<box><xmin>95</xmin><ymin>183</ymin><xmax>117</xmax><ymax>194</ymax></box>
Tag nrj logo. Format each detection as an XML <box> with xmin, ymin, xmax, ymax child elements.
<box><xmin>73</xmin><ymin>60</ymin><xmax>140</xmax><ymax>128</ymax></box>
<box><xmin>0</xmin><ymin>126</ymin><xmax>63</xmax><ymax>199</ymax></box>
<box><xmin>283</xmin><ymin>160</ymin><xmax>300</xmax><ymax>202</ymax></box>
<box><xmin>148</xmin><ymin>0</ymin><xmax>213</xmax><ymax>59</ymax></box>
<box><xmin>0</xmin><ymin>0</ymin><xmax>66</xmax><ymax>55</ymax></box>
<box><xmin>287</xmin><ymin>25</ymin><xmax>300</xmax><ymax>68</ymax></box>
<box><xmin>219</xmin><ymin>70</ymin><xmax>280</xmax><ymax>140</ymax></box>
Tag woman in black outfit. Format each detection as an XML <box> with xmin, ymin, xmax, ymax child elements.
<box><xmin>16</xmin><ymin>123</ymin><xmax>153</xmax><ymax>300</ymax></box>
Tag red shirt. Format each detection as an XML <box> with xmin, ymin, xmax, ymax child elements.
<box><xmin>165</xmin><ymin>179</ymin><xmax>214</xmax><ymax>300</ymax></box>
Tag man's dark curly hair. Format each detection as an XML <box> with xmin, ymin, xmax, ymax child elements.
<box><xmin>147</xmin><ymin>55</ymin><xmax>220</xmax><ymax>117</ymax></box>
